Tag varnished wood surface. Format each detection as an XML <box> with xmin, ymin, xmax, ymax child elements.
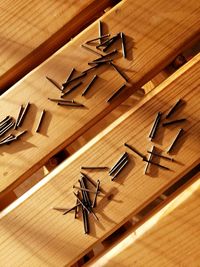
<box><xmin>91</xmin><ymin>176</ymin><xmax>200</xmax><ymax>267</ymax></box>
<box><xmin>0</xmin><ymin>0</ymin><xmax>116</xmax><ymax>92</ymax></box>
<box><xmin>0</xmin><ymin>0</ymin><xmax>199</xmax><ymax>197</ymax></box>
<box><xmin>0</xmin><ymin>54</ymin><xmax>199</xmax><ymax>266</ymax></box>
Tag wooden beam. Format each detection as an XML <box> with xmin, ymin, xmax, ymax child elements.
<box><xmin>0</xmin><ymin>0</ymin><xmax>199</xmax><ymax>198</ymax></box>
<box><xmin>0</xmin><ymin>0</ymin><xmax>118</xmax><ymax>93</ymax></box>
<box><xmin>0</xmin><ymin>53</ymin><xmax>199</xmax><ymax>266</ymax></box>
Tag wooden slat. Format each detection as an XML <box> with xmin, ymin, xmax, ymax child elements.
<box><xmin>0</xmin><ymin>0</ymin><xmax>199</xmax><ymax>197</ymax></box>
<box><xmin>0</xmin><ymin>0</ymin><xmax>117</xmax><ymax>93</ymax></box>
<box><xmin>91</xmin><ymin>176</ymin><xmax>200</xmax><ymax>267</ymax></box>
<box><xmin>0</xmin><ymin>53</ymin><xmax>199</xmax><ymax>266</ymax></box>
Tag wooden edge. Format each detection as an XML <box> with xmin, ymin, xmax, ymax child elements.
<box><xmin>0</xmin><ymin>0</ymin><xmax>120</xmax><ymax>94</ymax></box>
<box><xmin>86</xmin><ymin>169</ymin><xmax>200</xmax><ymax>266</ymax></box>
<box><xmin>0</xmin><ymin>52</ymin><xmax>199</xmax><ymax>214</ymax></box>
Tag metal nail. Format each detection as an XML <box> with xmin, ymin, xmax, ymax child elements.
<box><xmin>61</xmin><ymin>82</ymin><xmax>83</xmax><ymax>97</ymax></box>
<box><xmin>81</xmin><ymin>44</ymin><xmax>103</xmax><ymax>57</ymax></box>
<box><xmin>17</xmin><ymin>102</ymin><xmax>30</xmax><ymax>128</ymax></box>
<box><xmin>167</xmin><ymin>128</ymin><xmax>184</xmax><ymax>154</ymax></box>
<box><xmin>14</xmin><ymin>105</ymin><xmax>24</xmax><ymax>130</ymax></box>
<box><xmin>147</xmin><ymin>150</ymin><xmax>174</xmax><ymax>161</ymax></box>
<box><xmin>92</xmin><ymin>180</ymin><xmax>100</xmax><ymax>208</ymax></box>
<box><xmin>120</xmin><ymin>32</ymin><xmax>126</xmax><ymax>58</ymax></box>
<box><xmin>48</xmin><ymin>98</ymin><xmax>75</xmax><ymax>103</ymax></box>
<box><xmin>144</xmin><ymin>159</ymin><xmax>170</xmax><ymax>170</ymax></box>
<box><xmin>58</xmin><ymin>102</ymin><xmax>84</xmax><ymax>107</ymax></box>
<box><xmin>110</xmin><ymin>62</ymin><xmax>129</xmax><ymax>82</ymax></box>
<box><xmin>144</xmin><ymin>145</ymin><xmax>155</xmax><ymax>174</ymax></box>
<box><xmin>81</xmin><ymin>166</ymin><xmax>108</xmax><ymax>170</ymax></box>
<box><xmin>166</xmin><ymin>99</ymin><xmax>183</xmax><ymax>119</ymax></box>
<box><xmin>111</xmin><ymin>158</ymin><xmax>129</xmax><ymax>181</ymax></box>
<box><xmin>124</xmin><ymin>143</ymin><xmax>147</xmax><ymax>160</ymax></box>
<box><xmin>86</xmin><ymin>34</ymin><xmax>110</xmax><ymax>44</ymax></box>
<box><xmin>64</xmin><ymin>68</ymin><xmax>76</xmax><ymax>84</ymax></box>
<box><xmin>0</xmin><ymin>121</ymin><xmax>15</xmax><ymax>137</ymax></box>
<box><xmin>82</xmin><ymin>75</ymin><xmax>97</xmax><ymax>96</ymax></box>
<box><xmin>93</xmin><ymin>49</ymin><xmax>118</xmax><ymax>62</ymax></box>
<box><xmin>107</xmin><ymin>84</ymin><xmax>126</xmax><ymax>102</ymax></box>
<box><xmin>46</xmin><ymin>76</ymin><xmax>62</xmax><ymax>91</ymax></box>
<box><xmin>109</xmin><ymin>152</ymin><xmax>128</xmax><ymax>174</ymax></box>
<box><xmin>62</xmin><ymin>74</ymin><xmax>85</xmax><ymax>90</ymax></box>
<box><xmin>149</xmin><ymin>112</ymin><xmax>162</xmax><ymax>140</ymax></box>
<box><xmin>162</xmin><ymin>118</ymin><xmax>186</xmax><ymax>126</ymax></box>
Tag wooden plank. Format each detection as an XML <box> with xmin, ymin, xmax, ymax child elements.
<box><xmin>0</xmin><ymin>54</ymin><xmax>199</xmax><ymax>266</ymax></box>
<box><xmin>91</xmin><ymin>176</ymin><xmax>200</xmax><ymax>267</ymax></box>
<box><xmin>0</xmin><ymin>0</ymin><xmax>199</xmax><ymax>197</ymax></box>
<box><xmin>0</xmin><ymin>0</ymin><xmax>117</xmax><ymax>93</ymax></box>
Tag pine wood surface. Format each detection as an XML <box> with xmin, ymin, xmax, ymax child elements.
<box><xmin>0</xmin><ymin>53</ymin><xmax>199</xmax><ymax>267</ymax></box>
<box><xmin>0</xmin><ymin>0</ymin><xmax>199</xmax><ymax>198</ymax></box>
<box><xmin>91</xmin><ymin>176</ymin><xmax>200</xmax><ymax>267</ymax></box>
<box><xmin>0</xmin><ymin>0</ymin><xmax>117</xmax><ymax>92</ymax></box>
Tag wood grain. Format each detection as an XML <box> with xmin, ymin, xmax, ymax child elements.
<box><xmin>91</xmin><ymin>176</ymin><xmax>200</xmax><ymax>267</ymax></box>
<box><xmin>0</xmin><ymin>53</ymin><xmax>199</xmax><ymax>267</ymax></box>
<box><xmin>0</xmin><ymin>0</ymin><xmax>117</xmax><ymax>92</ymax></box>
<box><xmin>0</xmin><ymin>0</ymin><xmax>199</xmax><ymax>197</ymax></box>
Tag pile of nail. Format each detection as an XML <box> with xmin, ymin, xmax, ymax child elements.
<box><xmin>0</xmin><ymin>115</ymin><xmax>27</xmax><ymax>146</ymax></box>
<box><xmin>47</xmin><ymin>21</ymin><xmax>129</xmax><ymax>106</ymax></box>
<box><xmin>124</xmin><ymin>98</ymin><xmax>186</xmax><ymax>174</ymax></box>
<box><xmin>53</xmin><ymin>172</ymin><xmax>101</xmax><ymax>234</ymax></box>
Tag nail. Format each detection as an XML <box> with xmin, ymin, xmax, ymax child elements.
<box><xmin>0</xmin><ymin>121</ymin><xmax>15</xmax><ymax>137</ymax></box>
<box><xmin>149</xmin><ymin>112</ymin><xmax>162</xmax><ymax>140</ymax></box>
<box><xmin>144</xmin><ymin>159</ymin><xmax>170</xmax><ymax>170</ymax></box>
<box><xmin>14</xmin><ymin>105</ymin><xmax>24</xmax><ymax>130</ymax></box>
<box><xmin>93</xmin><ymin>49</ymin><xmax>118</xmax><ymax>62</ymax></box>
<box><xmin>64</xmin><ymin>68</ymin><xmax>76</xmax><ymax>84</ymax></box>
<box><xmin>73</xmin><ymin>186</ymin><xmax>99</xmax><ymax>194</ymax></box>
<box><xmin>57</xmin><ymin>102</ymin><xmax>85</xmax><ymax>107</ymax></box>
<box><xmin>124</xmin><ymin>143</ymin><xmax>147</xmax><ymax>160</ymax></box>
<box><xmin>0</xmin><ymin>117</ymin><xmax>13</xmax><ymax>131</ymax></box>
<box><xmin>73</xmin><ymin>192</ymin><xmax>91</xmax><ymax>214</ymax></box>
<box><xmin>81</xmin><ymin>166</ymin><xmax>108</xmax><ymax>170</ymax></box>
<box><xmin>162</xmin><ymin>118</ymin><xmax>186</xmax><ymax>126</ymax></box>
<box><xmin>99</xmin><ymin>20</ymin><xmax>103</xmax><ymax>44</ymax></box>
<box><xmin>61</xmin><ymin>81</ymin><xmax>83</xmax><ymax>97</ymax></box>
<box><xmin>167</xmin><ymin>128</ymin><xmax>184</xmax><ymax>154</ymax></box>
<box><xmin>36</xmin><ymin>110</ymin><xmax>45</xmax><ymax>133</ymax></box>
<box><xmin>0</xmin><ymin>133</ymin><xmax>14</xmax><ymax>143</ymax></box>
<box><xmin>48</xmin><ymin>98</ymin><xmax>75</xmax><ymax>103</ymax></box>
<box><xmin>81</xmin><ymin>44</ymin><xmax>103</xmax><ymax>57</ymax></box>
<box><xmin>109</xmin><ymin>152</ymin><xmax>128</xmax><ymax>174</ymax></box>
<box><xmin>82</xmin><ymin>65</ymin><xmax>99</xmax><ymax>74</ymax></box>
<box><xmin>62</xmin><ymin>74</ymin><xmax>85</xmax><ymax>90</ymax></box>
<box><xmin>144</xmin><ymin>145</ymin><xmax>155</xmax><ymax>174</ymax></box>
<box><xmin>110</xmin><ymin>62</ymin><xmax>129</xmax><ymax>82</ymax></box>
<box><xmin>62</xmin><ymin>204</ymin><xmax>81</xmax><ymax>215</ymax></box>
<box><xmin>0</xmin><ymin>116</ymin><xmax>11</xmax><ymax>127</ymax></box>
<box><xmin>88</xmin><ymin>59</ymin><xmax>112</xmax><ymax>65</ymax></box>
<box><xmin>111</xmin><ymin>158</ymin><xmax>129</xmax><ymax>181</ymax></box>
<box><xmin>79</xmin><ymin>177</ymin><xmax>92</xmax><ymax>207</ymax></box>
<box><xmin>82</xmin><ymin>75</ymin><xmax>98</xmax><ymax>96</ymax></box>
<box><xmin>120</xmin><ymin>32</ymin><xmax>126</xmax><ymax>58</ymax></box>
<box><xmin>15</xmin><ymin>130</ymin><xmax>27</xmax><ymax>139</ymax></box>
<box><xmin>80</xmin><ymin>172</ymin><xmax>97</xmax><ymax>189</ymax></box>
<box><xmin>17</xmin><ymin>102</ymin><xmax>30</xmax><ymax>128</ymax></box>
<box><xmin>92</xmin><ymin>180</ymin><xmax>100</xmax><ymax>208</ymax></box>
<box><xmin>107</xmin><ymin>84</ymin><xmax>126</xmax><ymax>102</ymax></box>
<box><xmin>147</xmin><ymin>150</ymin><xmax>174</xmax><ymax>161</ymax></box>
<box><xmin>109</xmin><ymin>153</ymin><xmax>128</xmax><ymax>176</ymax></box>
<box><xmin>166</xmin><ymin>99</ymin><xmax>183</xmax><ymax>119</ymax></box>
<box><xmin>86</xmin><ymin>34</ymin><xmax>110</xmax><ymax>44</ymax></box>
<box><xmin>74</xmin><ymin>191</ymin><xmax>80</xmax><ymax>219</ymax></box>
<box><xmin>81</xmin><ymin>205</ymin><xmax>89</xmax><ymax>234</ymax></box>
<box><xmin>46</xmin><ymin>76</ymin><xmax>62</xmax><ymax>91</ymax></box>
<box><xmin>102</xmin><ymin>34</ymin><xmax>120</xmax><ymax>52</ymax></box>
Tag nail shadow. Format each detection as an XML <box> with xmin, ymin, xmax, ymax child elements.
<box><xmin>36</xmin><ymin>110</ymin><xmax>52</xmax><ymax>137</ymax></box>
<box><xmin>167</xmin><ymin>130</ymin><xmax>188</xmax><ymax>156</ymax></box>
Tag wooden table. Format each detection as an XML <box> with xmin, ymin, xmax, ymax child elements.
<box><xmin>0</xmin><ymin>52</ymin><xmax>199</xmax><ymax>266</ymax></box>
<box><xmin>0</xmin><ymin>0</ymin><xmax>199</xmax><ymax>203</ymax></box>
